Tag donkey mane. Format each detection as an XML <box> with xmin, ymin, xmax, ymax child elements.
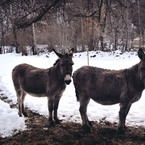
<box><xmin>53</xmin><ymin>59</ymin><xmax>60</xmax><ymax>66</ymax></box>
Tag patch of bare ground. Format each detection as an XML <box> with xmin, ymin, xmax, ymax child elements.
<box><xmin>0</xmin><ymin>91</ymin><xmax>145</xmax><ymax>145</ymax></box>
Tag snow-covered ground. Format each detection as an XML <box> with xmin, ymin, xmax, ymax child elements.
<box><xmin>0</xmin><ymin>50</ymin><xmax>145</xmax><ymax>138</ymax></box>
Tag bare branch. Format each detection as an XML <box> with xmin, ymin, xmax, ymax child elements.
<box><xmin>72</xmin><ymin>11</ymin><xmax>98</xmax><ymax>18</ymax></box>
<box><xmin>116</xmin><ymin>0</ymin><xmax>127</xmax><ymax>8</ymax></box>
<box><xmin>15</xmin><ymin>0</ymin><xmax>63</xmax><ymax>29</ymax></box>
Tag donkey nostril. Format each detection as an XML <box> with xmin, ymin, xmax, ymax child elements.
<box><xmin>65</xmin><ymin>80</ymin><xmax>71</xmax><ymax>85</ymax></box>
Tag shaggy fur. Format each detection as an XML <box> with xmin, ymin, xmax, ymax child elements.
<box><xmin>12</xmin><ymin>48</ymin><xmax>74</xmax><ymax>124</ymax></box>
<box><xmin>73</xmin><ymin>49</ymin><xmax>145</xmax><ymax>132</ymax></box>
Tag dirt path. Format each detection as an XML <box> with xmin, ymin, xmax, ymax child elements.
<box><xmin>0</xmin><ymin>91</ymin><xmax>145</xmax><ymax>145</ymax></box>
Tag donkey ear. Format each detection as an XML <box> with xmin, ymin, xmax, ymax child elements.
<box><xmin>69</xmin><ymin>48</ymin><xmax>74</xmax><ymax>58</ymax></box>
<box><xmin>138</xmin><ymin>48</ymin><xmax>145</xmax><ymax>60</ymax></box>
<box><xmin>53</xmin><ymin>49</ymin><xmax>63</xmax><ymax>58</ymax></box>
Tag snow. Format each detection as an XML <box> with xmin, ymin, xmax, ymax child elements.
<box><xmin>0</xmin><ymin>100</ymin><xmax>26</xmax><ymax>138</ymax></box>
<box><xmin>0</xmin><ymin>50</ymin><xmax>145</xmax><ymax>138</ymax></box>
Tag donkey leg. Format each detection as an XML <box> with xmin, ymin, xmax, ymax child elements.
<box><xmin>79</xmin><ymin>96</ymin><xmax>90</xmax><ymax>131</ymax></box>
<box><xmin>21</xmin><ymin>91</ymin><xmax>27</xmax><ymax>117</ymax></box>
<box><xmin>17</xmin><ymin>90</ymin><xmax>27</xmax><ymax>117</ymax></box>
<box><xmin>54</xmin><ymin>95</ymin><xmax>61</xmax><ymax>124</ymax></box>
<box><xmin>118</xmin><ymin>102</ymin><xmax>131</xmax><ymax>132</ymax></box>
<box><xmin>17</xmin><ymin>90</ymin><xmax>23</xmax><ymax>117</ymax></box>
<box><xmin>48</xmin><ymin>98</ymin><xmax>54</xmax><ymax>125</ymax></box>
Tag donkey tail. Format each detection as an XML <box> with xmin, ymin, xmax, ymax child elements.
<box><xmin>72</xmin><ymin>74</ymin><xmax>80</xmax><ymax>102</ymax></box>
<box><xmin>75</xmin><ymin>85</ymin><xmax>79</xmax><ymax>102</ymax></box>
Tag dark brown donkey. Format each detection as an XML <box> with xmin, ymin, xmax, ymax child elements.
<box><xmin>12</xmin><ymin>48</ymin><xmax>74</xmax><ymax>124</ymax></box>
<box><xmin>73</xmin><ymin>48</ymin><xmax>145</xmax><ymax>132</ymax></box>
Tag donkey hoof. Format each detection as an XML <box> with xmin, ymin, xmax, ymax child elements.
<box><xmin>49</xmin><ymin>120</ymin><xmax>55</xmax><ymax>126</ymax></box>
<box><xmin>55</xmin><ymin>119</ymin><xmax>62</xmax><ymax>124</ymax></box>
<box><xmin>23</xmin><ymin>113</ymin><xmax>28</xmax><ymax>117</ymax></box>
<box><xmin>89</xmin><ymin>121</ymin><xmax>93</xmax><ymax>126</ymax></box>
<box><xmin>18</xmin><ymin>114</ymin><xmax>22</xmax><ymax>117</ymax></box>
<box><xmin>83</xmin><ymin>125</ymin><xmax>92</xmax><ymax>132</ymax></box>
<box><xmin>118</xmin><ymin>127</ymin><xmax>126</xmax><ymax>134</ymax></box>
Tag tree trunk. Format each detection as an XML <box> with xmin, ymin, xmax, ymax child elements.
<box><xmin>81</xmin><ymin>17</ymin><xmax>85</xmax><ymax>51</ymax></box>
<box><xmin>114</xmin><ymin>31</ymin><xmax>117</xmax><ymax>50</ymax></box>
<box><xmin>10</xmin><ymin>4</ymin><xmax>20</xmax><ymax>53</ymax></box>
<box><xmin>30</xmin><ymin>0</ymin><xmax>38</xmax><ymax>55</ymax></box>
<box><xmin>32</xmin><ymin>23</ymin><xmax>37</xmax><ymax>55</ymax></box>
<box><xmin>137</xmin><ymin>0</ymin><xmax>142</xmax><ymax>47</ymax></box>
<box><xmin>0</xmin><ymin>18</ymin><xmax>4</xmax><ymax>54</ymax></box>
<box><xmin>13</xmin><ymin>26</ymin><xmax>20</xmax><ymax>53</ymax></box>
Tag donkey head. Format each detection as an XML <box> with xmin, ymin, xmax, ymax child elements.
<box><xmin>53</xmin><ymin>48</ymin><xmax>74</xmax><ymax>85</ymax></box>
<box><xmin>138</xmin><ymin>48</ymin><xmax>145</xmax><ymax>87</ymax></box>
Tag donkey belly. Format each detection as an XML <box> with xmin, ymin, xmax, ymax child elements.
<box><xmin>21</xmin><ymin>82</ymin><xmax>47</xmax><ymax>97</ymax></box>
<box><xmin>26</xmin><ymin>92</ymin><xmax>46</xmax><ymax>97</ymax></box>
<box><xmin>85</xmin><ymin>78</ymin><xmax>122</xmax><ymax>105</ymax></box>
<box><xmin>23</xmin><ymin>87</ymin><xmax>46</xmax><ymax>97</ymax></box>
<box><xmin>91</xmin><ymin>93</ymin><xmax>120</xmax><ymax>105</ymax></box>
<box><xmin>89</xmin><ymin>81</ymin><xmax>121</xmax><ymax>105</ymax></box>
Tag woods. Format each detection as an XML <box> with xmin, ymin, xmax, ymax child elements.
<box><xmin>0</xmin><ymin>0</ymin><xmax>145</xmax><ymax>54</ymax></box>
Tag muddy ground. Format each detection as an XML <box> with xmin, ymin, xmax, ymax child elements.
<box><xmin>0</xmin><ymin>93</ymin><xmax>145</xmax><ymax>145</ymax></box>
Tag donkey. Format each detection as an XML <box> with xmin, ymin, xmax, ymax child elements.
<box><xmin>12</xmin><ymin>48</ymin><xmax>74</xmax><ymax>124</ymax></box>
<box><xmin>73</xmin><ymin>48</ymin><xmax>145</xmax><ymax>132</ymax></box>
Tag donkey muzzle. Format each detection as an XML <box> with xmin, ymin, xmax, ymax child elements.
<box><xmin>64</xmin><ymin>74</ymin><xmax>71</xmax><ymax>85</ymax></box>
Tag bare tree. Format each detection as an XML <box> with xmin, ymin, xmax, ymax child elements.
<box><xmin>15</xmin><ymin>0</ymin><xmax>63</xmax><ymax>29</ymax></box>
<box><xmin>1</xmin><ymin>0</ymin><xmax>145</xmax><ymax>54</ymax></box>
